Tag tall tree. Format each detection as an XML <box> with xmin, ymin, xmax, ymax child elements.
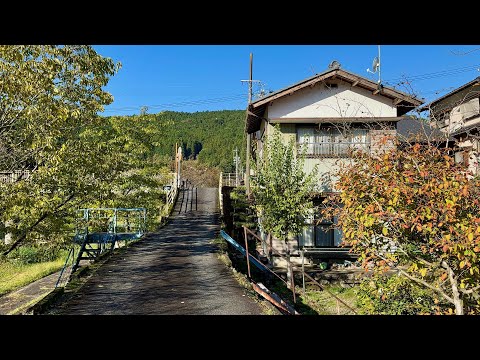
<box><xmin>0</xmin><ymin>45</ymin><xmax>120</xmax><ymax>253</ymax></box>
<box><xmin>252</xmin><ymin>126</ymin><xmax>318</xmax><ymax>285</ymax></box>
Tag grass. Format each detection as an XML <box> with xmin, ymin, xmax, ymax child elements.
<box><xmin>0</xmin><ymin>254</ymin><xmax>67</xmax><ymax>296</ymax></box>
<box><xmin>301</xmin><ymin>285</ymin><xmax>358</xmax><ymax>315</ymax></box>
<box><xmin>268</xmin><ymin>276</ymin><xmax>359</xmax><ymax>315</ymax></box>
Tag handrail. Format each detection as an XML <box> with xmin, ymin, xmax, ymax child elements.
<box><xmin>55</xmin><ymin>247</ymin><xmax>74</xmax><ymax>288</ymax></box>
<box><xmin>243</xmin><ymin>226</ymin><xmax>358</xmax><ymax>314</ymax></box>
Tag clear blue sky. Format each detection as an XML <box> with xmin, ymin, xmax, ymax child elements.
<box><xmin>93</xmin><ymin>45</ymin><xmax>480</xmax><ymax>116</ymax></box>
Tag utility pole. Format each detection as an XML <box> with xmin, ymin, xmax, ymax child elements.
<box><xmin>233</xmin><ymin>147</ymin><xmax>240</xmax><ymax>187</ymax></box>
<box><xmin>245</xmin><ymin>53</ymin><xmax>253</xmax><ymax>198</ymax></box>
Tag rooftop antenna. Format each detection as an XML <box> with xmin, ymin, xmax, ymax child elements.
<box><xmin>367</xmin><ymin>45</ymin><xmax>381</xmax><ymax>85</ymax></box>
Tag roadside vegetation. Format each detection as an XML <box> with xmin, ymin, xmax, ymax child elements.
<box><xmin>0</xmin><ymin>247</ymin><xmax>69</xmax><ymax>296</ymax></box>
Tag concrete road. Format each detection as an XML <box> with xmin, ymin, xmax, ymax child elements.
<box><xmin>53</xmin><ymin>187</ymin><xmax>263</xmax><ymax>315</ymax></box>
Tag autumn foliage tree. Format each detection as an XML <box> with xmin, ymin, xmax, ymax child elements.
<box><xmin>325</xmin><ymin>141</ymin><xmax>480</xmax><ymax>314</ymax></box>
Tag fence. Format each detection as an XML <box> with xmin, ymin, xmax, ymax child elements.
<box><xmin>238</xmin><ymin>226</ymin><xmax>358</xmax><ymax>315</ymax></box>
<box><xmin>220</xmin><ymin>172</ymin><xmax>244</xmax><ymax>187</ymax></box>
<box><xmin>0</xmin><ymin>170</ymin><xmax>31</xmax><ymax>183</ymax></box>
<box><xmin>162</xmin><ymin>172</ymin><xmax>178</xmax><ymax>219</ymax></box>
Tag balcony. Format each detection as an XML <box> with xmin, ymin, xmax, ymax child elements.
<box><xmin>0</xmin><ymin>170</ymin><xmax>31</xmax><ymax>184</ymax></box>
<box><xmin>297</xmin><ymin>142</ymin><xmax>370</xmax><ymax>158</ymax></box>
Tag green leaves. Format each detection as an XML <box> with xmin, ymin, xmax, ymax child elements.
<box><xmin>252</xmin><ymin>125</ymin><xmax>318</xmax><ymax>242</ymax></box>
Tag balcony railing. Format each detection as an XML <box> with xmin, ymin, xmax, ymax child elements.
<box><xmin>0</xmin><ymin>170</ymin><xmax>31</xmax><ymax>183</ymax></box>
<box><xmin>220</xmin><ymin>172</ymin><xmax>244</xmax><ymax>187</ymax></box>
<box><xmin>297</xmin><ymin>142</ymin><xmax>370</xmax><ymax>158</ymax></box>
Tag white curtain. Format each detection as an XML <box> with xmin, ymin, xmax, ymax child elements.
<box><xmin>297</xmin><ymin>127</ymin><xmax>314</xmax><ymax>154</ymax></box>
<box><xmin>351</xmin><ymin>129</ymin><xmax>368</xmax><ymax>152</ymax></box>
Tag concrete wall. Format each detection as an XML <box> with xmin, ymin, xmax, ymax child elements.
<box><xmin>268</xmin><ymin>81</ymin><xmax>397</xmax><ymax>119</ymax></box>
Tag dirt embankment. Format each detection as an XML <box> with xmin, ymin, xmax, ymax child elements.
<box><xmin>181</xmin><ymin>160</ymin><xmax>220</xmax><ymax>188</ymax></box>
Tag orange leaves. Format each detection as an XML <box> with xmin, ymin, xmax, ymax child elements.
<box><xmin>461</xmin><ymin>186</ymin><xmax>468</xmax><ymax>197</ymax></box>
<box><xmin>440</xmin><ymin>273</ymin><xmax>448</xmax><ymax>281</ymax></box>
<box><xmin>442</xmin><ymin>245</ymin><xmax>449</xmax><ymax>253</ymax></box>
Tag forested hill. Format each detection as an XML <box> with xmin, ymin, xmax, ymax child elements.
<box><xmin>105</xmin><ymin>110</ymin><xmax>246</xmax><ymax>172</ymax></box>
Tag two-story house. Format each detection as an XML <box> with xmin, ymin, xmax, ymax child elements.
<box><xmin>245</xmin><ymin>63</ymin><xmax>423</xmax><ymax>262</ymax></box>
<box><xmin>420</xmin><ymin>77</ymin><xmax>480</xmax><ymax>177</ymax></box>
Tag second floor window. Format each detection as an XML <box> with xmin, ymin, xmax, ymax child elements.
<box><xmin>297</xmin><ymin>126</ymin><xmax>370</xmax><ymax>157</ymax></box>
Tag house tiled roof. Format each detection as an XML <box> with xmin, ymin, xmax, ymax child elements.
<box><xmin>396</xmin><ymin>117</ymin><xmax>452</xmax><ymax>142</ymax></box>
<box><xmin>419</xmin><ymin>77</ymin><xmax>480</xmax><ymax>112</ymax></box>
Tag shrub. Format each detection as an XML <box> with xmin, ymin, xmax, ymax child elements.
<box><xmin>355</xmin><ymin>273</ymin><xmax>445</xmax><ymax>315</ymax></box>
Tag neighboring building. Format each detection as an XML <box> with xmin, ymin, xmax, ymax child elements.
<box><xmin>245</xmin><ymin>63</ymin><xmax>423</xmax><ymax>261</ymax></box>
<box><xmin>420</xmin><ymin>77</ymin><xmax>480</xmax><ymax>177</ymax></box>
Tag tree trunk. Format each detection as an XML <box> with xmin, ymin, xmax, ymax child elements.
<box><xmin>4</xmin><ymin>220</ymin><xmax>13</xmax><ymax>245</ymax></box>
<box><xmin>453</xmin><ymin>297</ymin><xmax>464</xmax><ymax>315</ymax></box>
<box><xmin>285</xmin><ymin>238</ymin><xmax>296</xmax><ymax>303</ymax></box>
<box><xmin>285</xmin><ymin>238</ymin><xmax>292</xmax><ymax>288</ymax></box>
<box><xmin>443</xmin><ymin>261</ymin><xmax>464</xmax><ymax>315</ymax></box>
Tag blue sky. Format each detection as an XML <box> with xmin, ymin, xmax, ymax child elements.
<box><xmin>94</xmin><ymin>45</ymin><xmax>480</xmax><ymax>116</ymax></box>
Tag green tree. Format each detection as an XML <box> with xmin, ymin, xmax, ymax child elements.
<box><xmin>326</xmin><ymin>142</ymin><xmax>480</xmax><ymax>314</ymax></box>
<box><xmin>252</xmin><ymin>125</ymin><xmax>318</xmax><ymax>286</ymax></box>
<box><xmin>0</xmin><ymin>45</ymin><xmax>120</xmax><ymax>254</ymax></box>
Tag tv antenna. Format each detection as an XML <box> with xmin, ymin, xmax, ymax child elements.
<box><xmin>367</xmin><ymin>45</ymin><xmax>381</xmax><ymax>85</ymax></box>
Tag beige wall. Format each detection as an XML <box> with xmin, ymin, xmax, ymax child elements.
<box><xmin>267</xmin><ymin>126</ymin><xmax>398</xmax><ymax>190</ymax></box>
<box><xmin>268</xmin><ymin>81</ymin><xmax>397</xmax><ymax>119</ymax></box>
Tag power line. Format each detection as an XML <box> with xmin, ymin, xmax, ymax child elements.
<box><xmin>384</xmin><ymin>64</ymin><xmax>480</xmax><ymax>84</ymax></box>
<box><xmin>101</xmin><ymin>93</ymin><xmax>247</xmax><ymax>113</ymax></box>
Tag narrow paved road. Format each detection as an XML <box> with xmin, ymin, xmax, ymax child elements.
<box><xmin>53</xmin><ymin>187</ymin><xmax>263</xmax><ymax>315</ymax></box>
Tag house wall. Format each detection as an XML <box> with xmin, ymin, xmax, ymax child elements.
<box><xmin>268</xmin><ymin>81</ymin><xmax>397</xmax><ymax>119</ymax></box>
<box><xmin>303</xmin><ymin>158</ymin><xmax>353</xmax><ymax>192</ymax></box>
<box><xmin>456</xmin><ymin>137</ymin><xmax>480</xmax><ymax>177</ymax></box>
<box><xmin>432</xmin><ymin>95</ymin><xmax>480</xmax><ymax>134</ymax></box>
<box><xmin>269</xmin><ymin>125</ymin><xmax>398</xmax><ymax>190</ymax></box>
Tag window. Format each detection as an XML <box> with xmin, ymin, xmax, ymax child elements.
<box><xmin>297</xmin><ymin>198</ymin><xmax>343</xmax><ymax>248</ymax></box>
<box><xmin>298</xmin><ymin>217</ymin><xmax>342</xmax><ymax>247</ymax></box>
<box><xmin>297</xmin><ymin>126</ymin><xmax>369</xmax><ymax>157</ymax></box>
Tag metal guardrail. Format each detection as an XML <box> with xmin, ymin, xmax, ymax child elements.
<box><xmin>242</xmin><ymin>226</ymin><xmax>358</xmax><ymax>315</ymax></box>
<box><xmin>221</xmin><ymin>172</ymin><xmax>244</xmax><ymax>187</ymax></box>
